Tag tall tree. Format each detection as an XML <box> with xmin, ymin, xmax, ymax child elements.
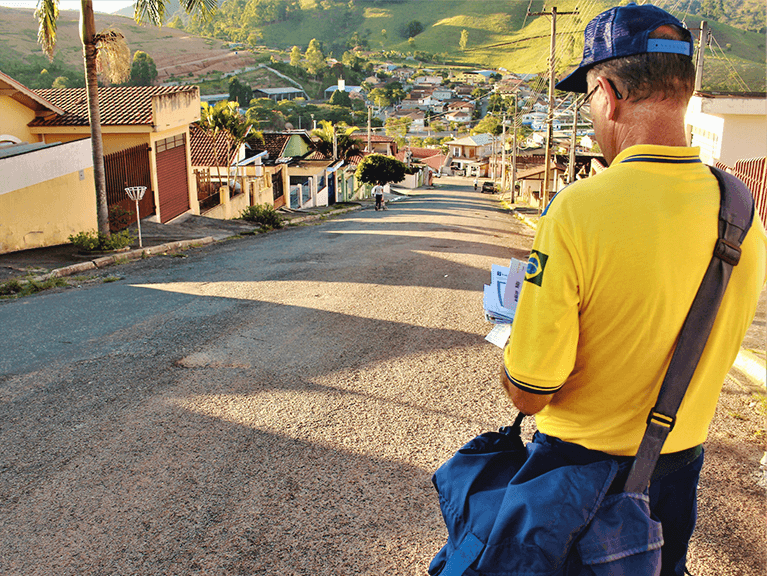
<box><xmin>290</xmin><ymin>45</ymin><xmax>302</xmax><ymax>67</ymax></box>
<box><xmin>130</xmin><ymin>50</ymin><xmax>157</xmax><ymax>86</ymax></box>
<box><xmin>36</xmin><ymin>0</ymin><xmax>216</xmax><ymax>238</ymax></box>
<box><xmin>459</xmin><ymin>29</ymin><xmax>468</xmax><ymax>51</ymax></box>
<box><xmin>228</xmin><ymin>76</ymin><xmax>252</xmax><ymax>106</ymax></box>
<box><xmin>304</xmin><ymin>38</ymin><xmax>326</xmax><ymax>77</ymax></box>
<box><xmin>384</xmin><ymin>116</ymin><xmax>412</xmax><ymax>147</ymax></box>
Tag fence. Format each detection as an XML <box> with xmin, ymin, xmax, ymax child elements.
<box><xmin>105</xmin><ymin>144</ymin><xmax>153</xmax><ymax>230</ymax></box>
<box><xmin>716</xmin><ymin>157</ymin><xmax>767</xmax><ymax>228</ymax></box>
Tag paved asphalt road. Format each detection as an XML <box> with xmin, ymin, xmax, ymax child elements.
<box><xmin>0</xmin><ymin>182</ymin><xmax>764</xmax><ymax>575</ymax></box>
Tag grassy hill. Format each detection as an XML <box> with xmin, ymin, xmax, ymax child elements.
<box><xmin>205</xmin><ymin>0</ymin><xmax>765</xmax><ymax>91</ymax></box>
<box><xmin>1</xmin><ymin>1</ymin><xmax>764</xmax><ymax>93</ymax></box>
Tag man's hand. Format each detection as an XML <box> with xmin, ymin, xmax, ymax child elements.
<box><xmin>500</xmin><ymin>365</ymin><xmax>554</xmax><ymax>415</ymax></box>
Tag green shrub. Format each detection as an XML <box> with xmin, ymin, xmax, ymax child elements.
<box><xmin>69</xmin><ymin>230</ymin><xmax>134</xmax><ymax>252</ymax></box>
<box><xmin>240</xmin><ymin>204</ymin><xmax>283</xmax><ymax>230</ymax></box>
<box><xmin>0</xmin><ymin>277</ymin><xmax>67</xmax><ymax>299</ymax></box>
<box><xmin>108</xmin><ymin>204</ymin><xmax>134</xmax><ymax>232</ymax></box>
<box><xmin>0</xmin><ymin>279</ymin><xmax>23</xmax><ymax>296</ymax></box>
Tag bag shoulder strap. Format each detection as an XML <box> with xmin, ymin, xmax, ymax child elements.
<box><xmin>623</xmin><ymin>167</ymin><xmax>754</xmax><ymax>494</ymax></box>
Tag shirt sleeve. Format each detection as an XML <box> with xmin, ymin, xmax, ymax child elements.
<box><xmin>503</xmin><ymin>214</ymin><xmax>581</xmax><ymax>394</ymax></box>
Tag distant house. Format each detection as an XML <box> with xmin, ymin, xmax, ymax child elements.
<box><xmin>253</xmin><ymin>87</ymin><xmax>308</xmax><ymax>102</ymax></box>
<box><xmin>444</xmin><ymin>133</ymin><xmax>502</xmax><ymax>177</ymax></box>
<box><xmin>260</xmin><ymin>131</ymin><xmax>343</xmax><ymax>208</ymax></box>
<box><xmin>323</xmin><ymin>79</ymin><xmax>364</xmax><ymax>99</ymax></box>
<box><xmin>447</xmin><ymin>100</ymin><xmax>475</xmax><ymax>114</ymax></box>
<box><xmin>395</xmin><ymin>146</ymin><xmax>449</xmax><ymax>175</ymax></box>
<box><xmin>414</xmin><ymin>75</ymin><xmax>443</xmax><ymax>86</ymax></box>
<box><xmin>401</xmin><ymin>94</ymin><xmax>422</xmax><ymax>110</ymax></box>
<box><xmin>444</xmin><ymin>110</ymin><xmax>472</xmax><ymax>125</ymax></box>
<box><xmin>432</xmin><ymin>87</ymin><xmax>454</xmax><ymax>101</ymax></box>
<box><xmin>350</xmin><ymin>134</ymin><xmax>398</xmax><ymax>156</ymax></box>
<box><xmin>390</xmin><ymin>109</ymin><xmax>426</xmax><ymax>131</ymax></box>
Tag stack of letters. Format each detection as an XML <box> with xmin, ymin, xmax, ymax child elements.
<box><xmin>483</xmin><ymin>258</ymin><xmax>527</xmax><ymax>348</ymax></box>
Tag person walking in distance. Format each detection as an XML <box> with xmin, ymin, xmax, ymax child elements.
<box><xmin>373</xmin><ymin>183</ymin><xmax>385</xmax><ymax>211</ymax></box>
<box><xmin>500</xmin><ymin>4</ymin><xmax>767</xmax><ymax>575</ymax></box>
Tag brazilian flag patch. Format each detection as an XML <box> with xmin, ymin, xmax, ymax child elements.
<box><xmin>525</xmin><ymin>250</ymin><xmax>549</xmax><ymax>286</ymax></box>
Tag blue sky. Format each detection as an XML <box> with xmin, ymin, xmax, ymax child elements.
<box><xmin>0</xmin><ymin>1</ymin><xmax>135</xmax><ymax>14</ymax></box>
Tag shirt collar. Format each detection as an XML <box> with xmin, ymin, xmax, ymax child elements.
<box><xmin>614</xmin><ymin>145</ymin><xmax>703</xmax><ymax>165</ymax></box>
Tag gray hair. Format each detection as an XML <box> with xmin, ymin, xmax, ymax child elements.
<box><xmin>586</xmin><ymin>25</ymin><xmax>695</xmax><ymax>104</ymax></box>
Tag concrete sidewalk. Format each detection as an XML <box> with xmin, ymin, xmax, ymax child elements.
<box><xmin>0</xmin><ymin>203</ymin><xmax>365</xmax><ymax>285</ymax></box>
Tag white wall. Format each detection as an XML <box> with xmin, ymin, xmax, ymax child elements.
<box><xmin>1</xmin><ymin>138</ymin><xmax>92</xmax><ymax>195</ymax></box>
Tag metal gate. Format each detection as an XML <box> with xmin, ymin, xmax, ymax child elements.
<box><xmin>272</xmin><ymin>166</ymin><xmax>285</xmax><ymax>209</ymax></box>
<box><xmin>327</xmin><ymin>170</ymin><xmax>336</xmax><ymax>204</ymax></box>
<box><xmin>105</xmin><ymin>144</ymin><xmax>154</xmax><ymax>228</ymax></box>
<box><xmin>156</xmin><ymin>133</ymin><xmax>190</xmax><ymax>223</ymax></box>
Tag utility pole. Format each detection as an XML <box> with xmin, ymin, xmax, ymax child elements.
<box><xmin>511</xmin><ymin>96</ymin><xmax>518</xmax><ymax>204</ymax></box>
<box><xmin>528</xmin><ymin>6</ymin><xmax>577</xmax><ymax>210</ymax></box>
<box><xmin>501</xmin><ymin>114</ymin><xmax>507</xmax><ymax>196</ymax></box>
<box><xmin>367</xmin><ymin>106</ymin><xmax>372</xmax><ymax>153</ymax></box>
<box><xmin>694</xmin><ymin>21</ymin><xmax>709</xmax><ymax>92</ymax></box>
<box><xmin>568</xmin><ymin>98</ymin><xmax>579</xmax><ymax>183</ymax></box>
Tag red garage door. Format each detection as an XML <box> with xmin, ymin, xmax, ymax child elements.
<box><xmin>156</xmin><ymin>134</ymin><xmax>190</xmax><ymax>223</ymax></box>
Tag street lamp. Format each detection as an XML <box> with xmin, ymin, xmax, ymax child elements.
<box><xmin>125</xmin><ymin>186</ymin><xmax>147</xmax><ymax>248</ymax></box>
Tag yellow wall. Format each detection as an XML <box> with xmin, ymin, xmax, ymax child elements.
<box><xmin>0</xmin><ymin>95</ymin><xmax>40</xmax><ymax>144</ymax></box>
<box><xmin>0</xmin><ymin>167</ymin><xmax>98</xmax><ymax>254</ymax></box>
<box><xmin>152</xmin><ymin>90</ymin><xmax>201</xmax><ymax>131</ymax></box>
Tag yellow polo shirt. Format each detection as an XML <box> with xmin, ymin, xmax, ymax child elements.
<box><xmin>504</xmin><ymin>145</ymin><xmax>767</xmax><ymax>455</ymax></box>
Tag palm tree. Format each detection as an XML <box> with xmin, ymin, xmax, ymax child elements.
<box><xmin>36</xmin><ymin>0</ymin><xmax>217</xmax><ymax>237</ymax></box>
<box><xmin>199</xmin><ymin>100</ymin><xmax>263</xmax><ymax>189</ymax></box>
<box><xmin>311</xmin><ymin>120</ymin><xmax>362</xmax><ymax>162</ymax></box>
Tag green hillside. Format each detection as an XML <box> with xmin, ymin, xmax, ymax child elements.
<box><xmin>173</xmin><ymin>0</ymin><xmax>764</xmax><ymax>91</ymax></box>
<box><xmin>2</xmin><ymin>0</ymin><xmax>764</xmax><ymax>92</ymax></box>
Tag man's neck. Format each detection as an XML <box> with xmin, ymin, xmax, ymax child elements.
<box><xmin>609</xmin><ymin>100</ymin><xmax>689</xmax><ymax>162</ymax></box>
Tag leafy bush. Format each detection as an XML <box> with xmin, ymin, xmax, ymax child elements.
<box><xmin>0</xmin><ymin>279</ymin><xmax>23</xmax><ymax>296</ymax></box>
<box><xmin>69</xmin><ymin>230</ymin><xmax>134</xmax><ymax>252</ymax></box>
<box><xmin>240</xmin><ymin>204</ymin><xmax>283</xmax><ymax>230</ymax></box>
<box><xmin>108</xmin><ymin>204</ymin><xmax>134</xmax><ymax>232</ymax></box>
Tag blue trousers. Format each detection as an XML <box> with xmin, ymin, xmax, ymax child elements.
<box><xmin>533</xmin><ymin>433</ymin><xmax>704</xmax><ymax>576</ymax></box>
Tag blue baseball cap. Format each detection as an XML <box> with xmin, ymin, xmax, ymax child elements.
<box><xmin>555</xmin><ymin>3</ymin><xmax>693</xmax><ymax>93</ymax></box>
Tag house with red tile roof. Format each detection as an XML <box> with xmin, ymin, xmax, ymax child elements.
<box><xmin>30</xmin><ymin>85</ymin><xmax>201</xmax><ymax>224</ymax></box>
<box><xmin>349</xmin><ymin>133</ymin><xmax>398</xmax><ymax>156</ymax></box>
<box><xmin>395</xmin><ymin>146</ymin><xmax>449</xmax><ymax>183</ymax></box>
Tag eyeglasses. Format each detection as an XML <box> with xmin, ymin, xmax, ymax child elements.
<box><xmin>583</xmin><ymin>84</ymin><xmax>600</xmax><ymax>105</ymax></box>
<box><xmin>583</xmin><ymin>79</ymin><xmax>624</xmax><ymax>105</ymax></box>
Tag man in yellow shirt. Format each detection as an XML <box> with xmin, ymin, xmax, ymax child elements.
<box><xmin>501</xmin><ymin>4</ymin><xmax>767</xmax><ymax>575</ymax></box>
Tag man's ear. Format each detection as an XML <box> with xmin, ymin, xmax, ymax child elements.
<box><xmin>596</xmin><ymin>76</ymin><xmax>620</xmax><ymax>120</ymax></box>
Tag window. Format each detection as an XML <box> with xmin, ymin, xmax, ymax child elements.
<box><xmin>156</xmin><ymin>133</ymin><xmax>185</xmax><ymax>154</ymax></box>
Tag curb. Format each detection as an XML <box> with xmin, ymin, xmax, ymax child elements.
<box><xmin>32</xmin><ymin>237</ymin><xmax>216</xmax><ymax>282</ymax></box>
<box><xmin>500</xmin><ymin>199</ymin><xmax>539</xmax><ymax>230</ymax></box>
<box><xmin>16</xmin><ymin>205</ymin><xmax>365</xmax><ymax>285</ymax></box>
<box><xmin>512</xmin><ymin>210</ymin><xmax>539</xmax><ymax>229</ymax></box>
<box><xmin>283</xmin><ymin>204</ymin><xmax>362</xmax><ymax>224</ymax></box>
<box><xmin>733</xmin><ymin>349</ymin><xmax>766</xmax><ymax>391</ymax></box>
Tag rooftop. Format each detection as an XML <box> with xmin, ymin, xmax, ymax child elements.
<box><xmin>30</xmin><ymin>85</ymin><xmax>198</xmax><ymax>127</ymax></box>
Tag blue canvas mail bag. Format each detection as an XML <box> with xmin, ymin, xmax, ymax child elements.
<box><xmin>429</xmin><ymin>167</ymin><xmax>754</xmax><ymax>576</ymax></box>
